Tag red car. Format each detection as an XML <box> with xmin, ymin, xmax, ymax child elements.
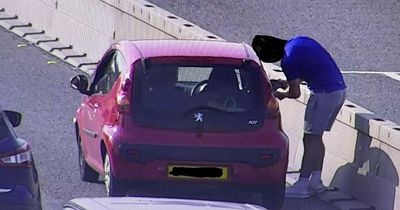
<box><xmin>70</xmin><ymin>40</ymin><xmax>288</xmax><ymax>210</ymax></box>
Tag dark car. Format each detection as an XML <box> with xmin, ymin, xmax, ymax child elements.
<box><xmin>0</xmin><ymin>110</ymin><xmax>42</xmax><ymax>210</ymax></box>
<box><xmin>70</xmin><ymin>40</ymin><xmax>288</xmax><ymax>210</ymax></box>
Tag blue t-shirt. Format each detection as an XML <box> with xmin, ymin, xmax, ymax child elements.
<box><xmin>281</xmin><ymin>36</ymin><xmax>346</xmax><ymax>92</ymax></box>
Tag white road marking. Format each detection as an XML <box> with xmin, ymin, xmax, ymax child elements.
<box><xmin>342</xmin><ymin>71</ymin><xmax>400</xmax><ymax>81</ymax></box>
<box><xmin>264</xmin><ymin>63</ymin><xmax>400</xmax><ymax>82</ymax></box>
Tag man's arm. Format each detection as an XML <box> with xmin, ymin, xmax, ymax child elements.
<box><xmin>274</xmin><ymin>78</ymin><xmax>302</xmax><ymax>100</ymax></box>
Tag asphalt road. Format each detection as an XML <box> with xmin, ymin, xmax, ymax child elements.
<box><xmin>0</xmin><ymin>26</ymin><xmax>338</xmax><ymax>209</ymax></box>
<box><xmin>148</xmin><ymin>0</ymin><xmax>400</xmax><ymax>125</ymax></box>
<box><xmin>0</xmin><ymin>27</ymin><xmax>105</xmax><ymax>209</ymax></box>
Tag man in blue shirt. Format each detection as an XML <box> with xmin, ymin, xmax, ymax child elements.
<box><xmin>252</xmin><ymin>35</ymin><xmax>346</xmax><ymax>198</ymax></box>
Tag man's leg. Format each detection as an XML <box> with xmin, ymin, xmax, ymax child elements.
<box><xmin>285</xmin><ymin>133</ymin><xmax>325</xmax><ymax>198</ymax></box>
<box><xmin>299</xmin><ymin>133</ymin><xmax>325</xmax><ymax>179</ymax></box>
<box><xmin>285</xmin><ymin>92</ymin><xmax>326</xmax><ymax>198</ymax></box>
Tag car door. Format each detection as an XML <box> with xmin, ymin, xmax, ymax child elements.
<box><xmin>82</xmin><ymin>50</ymin><xmax>117</xmax><ymax>170</ymax></box>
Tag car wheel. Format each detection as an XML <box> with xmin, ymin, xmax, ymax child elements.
<box><xmin>261</xmin><ymin>182</ymin><xmax>285</xmax><ymax>210</ymax></box>
<box><xmin>77</xmin><ymin>130</ymin><xmax>99</xmax><ymax>182</ymax></box>
<box><xmin>104</xmin><ymin>153</ymin><xmax>126</xmax><ymax>197</ymax></box>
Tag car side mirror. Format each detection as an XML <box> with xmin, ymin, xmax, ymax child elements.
<box><xmin>4</xmin><ymin>111</ymin><xmax>22</xmax><ymax>127</ymax></box>
<box><xmin>70</xmin><ymin>75</ymin><xmax>90</xmax><ymax>95</ymax></box>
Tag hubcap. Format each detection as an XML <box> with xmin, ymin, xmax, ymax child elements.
<box><xmin>104</xmin><ymin>154</ymin><xmax>111</xmax><ymax>195</ymax></box>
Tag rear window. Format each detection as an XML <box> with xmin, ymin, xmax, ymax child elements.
<box><xmin>132</xmin><ymin>57</ymin><xmax>265</xmax><ymax>132</ymax></box>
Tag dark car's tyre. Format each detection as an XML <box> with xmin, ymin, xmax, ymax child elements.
<box><xmin>104</xmin><ymin>153</ymin><xmax>126</xmax><ymax>197</ymax></box>
<box><xmin>77</xmin><ymin>131</ymin><xmax>99</xmax><ymax>182</ymax></box>
<box><xmin>261</xmin><ymin>182</ymin><xmax>285</xmax><ymax>210</ymax></box>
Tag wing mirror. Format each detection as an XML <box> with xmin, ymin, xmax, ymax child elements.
<box><xmin>4</xmin><ymin>111</ymin><xmax>22</xmax><ymax>127</ymax></box>
<box><xmin>70</xmin><ymin>75</ymin><xmax>90</xmax><ymax>95</ymax></box>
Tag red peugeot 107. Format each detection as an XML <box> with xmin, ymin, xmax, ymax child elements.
<box><xmin>70</xmin><ymin>40</ymin><xmax>288</xmax><ymax>210</ymax></box>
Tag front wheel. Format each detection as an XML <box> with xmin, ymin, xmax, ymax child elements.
<box><xmin>104</xmin><ymin>153</ymin><xmax>126</xmax><ymax>197</ymax></box>
<box><xmin>77</xmin><ymin>130</ymin><xmax>99</xmax><ymax>182</ymax></box>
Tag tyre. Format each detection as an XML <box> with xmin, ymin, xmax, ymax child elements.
<box><xmin>261</xmin><ymin>182</ymin><xmax>285</xmax><ymax>210</ymax></box>
<box><xmin>104</xmin><ymin>153</ymin><xmax>126</xmax><ymax>197</ymax></box>
<box><xmin>77</xmin><ymin>129</ymin><xmax>99</xmax><ymax>182</ymax></box>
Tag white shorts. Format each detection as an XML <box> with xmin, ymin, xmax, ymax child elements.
<box><xmin>304</xmin><ymin>89</ymin><xmax>346</xmax><ymax>135</ymax></box>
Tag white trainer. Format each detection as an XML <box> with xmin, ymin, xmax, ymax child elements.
<box><xmin>285</xmin><ymin>180</ymin><xmax>311</xmax><ymax>198</ymax></box>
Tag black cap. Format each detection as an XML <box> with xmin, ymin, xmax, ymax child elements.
<box><xmin>252</xmin><ymin>35</ymin><xmax>287</xmax><ymax>63</ymax></box>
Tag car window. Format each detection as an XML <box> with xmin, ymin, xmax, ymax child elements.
<box><xmin>109</xmin><ymin>51</ymin><xmax>124</xmax><ymax>87</ymax></box>
<box><xmin>91</xmin><ymin>50</ymin><xmax>123</xmax><ymax>94</ymax></box>
<box><xmin>132</xmin><ymin>58</ymin><xmax>265</xmax><ymax>132</ymax></box>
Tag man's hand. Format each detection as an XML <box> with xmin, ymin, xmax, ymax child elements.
<box><xmin>274</xmin><ymin>91</ymin><xmax>286</xmax><ymax>100</ymax></box>
<box><xmin>273</xmin><ymin>78</ymin><xmax>302</xmax><ymax>100</ymax></box>
<box><xmin>270</xmin><ymin>79</ymin><xmax>289</xmax><ymax>91</ymax></box>
<box><xmin>278</xmin><ymin>79</ymin><xmax>289</xmax><ymax>90</ymax></box>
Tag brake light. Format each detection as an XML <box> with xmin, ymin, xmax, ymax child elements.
<box><xmin>266</xmin><ymin>97</ymin><xmax>280</xmax><ymax>117</ymax></box>
<box><xmin>116</xmin><ymin>78</ymin><xmax>132</xmax><ymax>114</ymax></box>
<box><xmin>0</xmin><ymin>144</ymin><xmax>32</xmax><ymax>167</ymax></box>
<box><xmin>116</xmin><ymin>94</ymin><xmax>130</xmax><ymax>114</ymax></box>
<box><xmin>266</xmin><ymin>97</ymin><xmax>285</xmax><ymax>131</ymax></box>
<box><xmin>121</xmin><ymin>78</ymin><xmax>132</xmax><ymax>92</ymax></box>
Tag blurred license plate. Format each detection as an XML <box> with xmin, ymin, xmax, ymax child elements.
<box><xmin>168</xmin><ymin>165</ymin><xmax>228</xmax><ymax>180</ymax></box>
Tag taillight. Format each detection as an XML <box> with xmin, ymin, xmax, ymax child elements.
<box><xmin>116</xmin><ymin>94</ymin><xmax>130</xmax><ymax>114</ymax></box>
<box><xmin>266</xmin><ymin>97</ymin><xmax>280</xmax><ymax>117</ymax></box>
<box><xmin>0</xmin><ymin>143</ymin><xmax>32</xmax><ymax>167</ymax></box>
<box><xmin>266</xmin><ymin>97</ymin><xmax>284</xmax><ymax>132</ymax></box>
<box><xmin>116</xmin><ymin>78</ymin><xmax>132</xmax><ymax>114</ymax></box>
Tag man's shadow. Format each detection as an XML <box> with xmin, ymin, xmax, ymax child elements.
<box><xmin>328</xmin><ymin>116</ymin><xmax>398</xmax><ymax>210</ymax></box>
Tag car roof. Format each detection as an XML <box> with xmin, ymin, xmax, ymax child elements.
<box><xmin>64</xmin><ymin>197</ymin><xmax>267</xmax><ymax>210</ymax></box>
<box><xmin>126</xmin><ymin>39</ymin><xmax>261</xmax><ymax>64</ymax></box>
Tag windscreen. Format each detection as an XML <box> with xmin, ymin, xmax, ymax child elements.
<box><xmin>132</xmin><ymin>58</ymin><xmax>265</xmax><ymax>132</ymax></box>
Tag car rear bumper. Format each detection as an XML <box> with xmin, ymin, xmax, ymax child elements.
<box><xmin>119</xmin><ymin>144</ymin><xmax>281</xmax><ymax>167</ymax></box>
<box><xmin>111</xmin><ymin>144</ymin><xmax>288</xmax><ymax>185</ymax></box>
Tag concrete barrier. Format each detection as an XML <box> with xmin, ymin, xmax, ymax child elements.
<box><xmin>0</xmin><ymin>0</ymin><xmax>222</xmax><ymax>72</ymax></box>
<box><xmin>1</xmin><ymin>0</ymin><xmax>399</xmax><ymax>209</ymax></box>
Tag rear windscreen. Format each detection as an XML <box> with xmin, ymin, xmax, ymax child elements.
<box><xmin>132</xmin><ymin>58</ymin><xmax>265</xmax><ymax>132</ymax></box>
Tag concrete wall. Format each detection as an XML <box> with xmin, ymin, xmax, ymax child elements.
<box><xmin>0</xmin><ymin>0</ymin><xmax>222</xmax><ymax>70</ymax></box>
<box><xmin>1</xmin><ymin>0</ymin><xmax>399</xmax><ymax>209</ymax></box>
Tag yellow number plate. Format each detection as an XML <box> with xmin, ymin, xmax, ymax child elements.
<box><xmin>168</xmin><ymin>165</ymin><xmax>228</xmax><ymax>180</ymax></box>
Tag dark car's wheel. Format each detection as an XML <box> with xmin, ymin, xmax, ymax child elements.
<box><xmin>77</xmin><ymin>130</ymin><xmax>99</xmax><ymax>182</ymax></box>
<box><xmin>261</xmin><ymin>182</ymin><xmax>285</xmax><ymax>210</ymax></box>
<box><xmin>104</xmin><ymin>153</ymin><xmax>126</xmax><ymax>197</ymax></box>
